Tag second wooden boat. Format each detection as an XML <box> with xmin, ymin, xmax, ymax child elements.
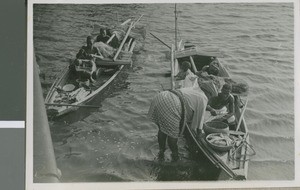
<box><xmin>45</xmin><ymin>16</ymin><xmax>142</xmax><ymax>117</ymax></box>
<box><xmin>169</xmin><ymin>5</ymin><xmax>254</xmax><ymax>180</ymax></box>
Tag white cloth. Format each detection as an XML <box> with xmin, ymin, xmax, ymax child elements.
<box><xmin>179</xmin><ymin>87</ymin><xmax>208</xmax><ymax>132</ymax></box>
<box><xmin>93</xmin><ymin>42</ymin><xmax>115</xmax><ymax>58</ymax></box>
<box><xmin>205</xmin><ymin>107</ymin><xmax>236</xmax><ymax>123</ymax></box>
<box><xmin>183</xmin><ymin>69</ymin><xmax>197</xmax><ymax>88</ymax></box>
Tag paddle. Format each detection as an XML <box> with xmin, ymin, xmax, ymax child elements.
<box><xmin>121</xmin><ymin>18</ymin><xmax>131</xmax><ymax>26</ymax></box>
<box><xmin>150</xmin><ymin>32</ymin><xmax>171</xmax><ymax>49</ymax></box>
<box><xmin>235</xmin><ymin>98</ymin><xmax>249</xmax><ymax>132</ymax></box>
<box><xmin>113</xmin><ymin>14</ymin><xmax>144</xmax><ymax>61</ymax></box>
<box><xmin>45</xmin><ymin>103</ymin><xmax>101</xmax><ymax>108</ymax></box>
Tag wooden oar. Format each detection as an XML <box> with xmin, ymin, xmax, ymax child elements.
<box><xmin>113</xmin><ymin>21</ymin><xmax>134</xmax><ymax>61</ymax></box>
<box><xmin>132</xmin><ymin>14</ymin><xmax>144</xmax><ymax>28</ymax></box>
<box><xmin>189</xmin><ymin>56</ymin><xmax>197</xmax><ymax>73</ymax></box>
<box><xmin>45</xmin><ymin>103</ymin><xmax>101</xmax><ymax>108</ymax></box>
<box><xmin>113</xmin><ymin>14</ymin><xmax>143</xmax><ymax>61</ymax></box>
<box><xmin>170</xmin><ymin>44</ymin><xmax>175</xmax><ymax>90</ymax></box>
<box><xmin>106</xmin><ymin>33</ymin><xmax>116</xmax><ymax>44</ymax></box>
<box><xmin>121</xmin><ymin>19</ymin><xmax>131</xmax><ymax>26</ymax></box>
<box><xmin>149</xmin><ymin>32</ymin><xmax>171</xmax><ymax>49</ymax></box>
<box><xmin>236</xmin><ymin>98</ymin><xmax>249</xmax><ymax>132</ymax></box>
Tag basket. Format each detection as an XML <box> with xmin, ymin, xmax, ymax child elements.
<box><xmin>203</xmin><ymin>121</ymin><xmax>229</xmax><ymax>135</ymax></box>
<box><xmin>62</xmin><ymin>84</ymin><xmax>75</xmax><ymax>92</ymax></box>
<box><xmin>206</xmin><ymin>133</ymin><xmax>234</xmax><ymax>152</ymax></box>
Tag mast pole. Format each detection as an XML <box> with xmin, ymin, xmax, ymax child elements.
<box><xmin>175</xmin><ymin>4</ymin><xmax>178</xmax><ymax>51</ymax></box>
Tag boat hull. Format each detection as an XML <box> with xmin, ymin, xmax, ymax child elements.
<box><xmin>172</xmin><ymin>46</ymin><xmax>250</xmax><ymax>180</ymax></box>
<box><xmin>45</xmin><ymin>64</ymin><xmax>125</xmax><ymax>117</ymax></box>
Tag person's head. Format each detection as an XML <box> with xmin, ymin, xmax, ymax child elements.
<box><xmin>86</xmin><ymin>36</ymin><xmax>93</xmax><ymax>48</ymax></box>
<box><xmin>100</xmin><ymin>28</ymin><xmax>106</xmax><ymax>36</ymax></box>
<box><xmin>181</xmin><ymin>61</ymin><xmax>191</xmax><ymax>72</ymax></box>
<box><xmin>208</xmin><ymin>61</ymin><xmax>219</xmax><ymax>76</ymax></box>
<box><xmin>74</xmin><ymin>59</ymin><xmax>83</xmax><ymax>66</ymax></box>
<box><xmin>219</xmin><ymin>83</ymin><xmax>232</xmax><ymax>100</ymax></box>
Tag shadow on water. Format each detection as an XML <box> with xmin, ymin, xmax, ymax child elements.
<box><xmin>49</xmin><ymin>70</ymin><xmax>130</xmax><ymax>148</ymax></box>
<box><xmin>75</xmin><ymin>173</ymin><xmax>127</xmax><ymax>182</ymax></box>
<box><xmin>147</xmin><ymin>140</ymin><xmax>221</xmax><ymax>181</ymax></box>
<box><xmin>149</xmin><ymin>155</ymin><xmax>220</xmax><ymax>181</ymax></box>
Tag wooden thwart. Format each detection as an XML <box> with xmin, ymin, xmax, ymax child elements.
<box><xmin>176</xmin><ymin>47</ymin><xmax>223</xmax><ymax>58</ymax></box>
<box><xmin>45</xmin><ymin>103</ymin><xmax>101</xmax><ymax>108</ymax></box>
<box><xmin>95</xmin><ymin>59</ymin><xmax>132</xmax><ymax>66</ymax></box>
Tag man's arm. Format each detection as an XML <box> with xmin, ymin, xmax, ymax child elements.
<box><xmin>190</xmin><ymin>92</ymin><xmax>208</xmax><ymax>131</ymax></box>
<box><xmin>223</xmin><ymin>95</ymin><xmax>235</xmax><ymax>119</ymax></box>
<box><xmin>91</xmin><ymin>47</ymin><xmax>104</xmax><ymax>59</ymax></box>
<box><xmin>206</xmin><ymin>98</ymin><xmax>217</xmax><ymax>116</ymax></box>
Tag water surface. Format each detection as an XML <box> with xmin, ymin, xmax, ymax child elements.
<box><xmin>34</xmin><ymin>3</ymin><xmax>294</xmax><ymax>181</ymax></box>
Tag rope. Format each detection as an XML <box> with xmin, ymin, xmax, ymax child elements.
<box><xmin>229</xmin><ymin>134</ymin><xmax>256</xmax><ymax>162</ymax></box>
<box><xmin>168</xmin><ymin>89</ymin><xmax>187</xmax><ymax>136</ymax></box>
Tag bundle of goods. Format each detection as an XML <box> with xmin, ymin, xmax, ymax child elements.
<box><xmin>206</xmin><ymin>133</ymin><xmax>234</xmax><ymax>152</ymax></box>
<box><xmin>224</xmin><ymin>78</ymin><xmax>249</xmax><ymax>95</ymax></box>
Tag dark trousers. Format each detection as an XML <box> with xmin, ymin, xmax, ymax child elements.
<box><xmin>158</xmin><ymin>130</ymin><xmax>178</xmax><ymax>156</ymax></box>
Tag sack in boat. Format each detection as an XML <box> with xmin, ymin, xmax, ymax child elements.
<box><xmin>94</xmin><ymin>42</ymin><xmax>115</xmax><ymax>58</ymax></box>
<box><xmin>224</xmin><ymin>78</ymin><xmax>249</xmax><ymax>95</ymax></box>
<box><xmin>198</xmin><ymin>80</ymin><xmax>218</xmax><ymax>99</ymax></box>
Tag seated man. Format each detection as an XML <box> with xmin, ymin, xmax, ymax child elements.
<box><xmin>71</xmin><ymin>36</ymin><xmax>102</xmax><ymax>83</ymax></box>
<box><xmin>93</xmin><ymin>28</ymin><xmax>120</xmax><ymax>58</ymax></box>
<box><xmin>76</xmin><ymin>36</ymin><xmax>102</xmax><ymax>60</ymax></box>
<box><xmin>206</xmin><ymin>83</ymin><xmax>236</xmax><ymax>128</ymax></box>
<box><xmin>196</xmin><ymin>57</ymin><xmax>222</xmax><ymax>99</ymax></box>
<box><xmin>196</xmin><ymin>57</ymin><xmax>220</xmax><ymax>79</ymax></box>
<box><xmin>96</xmin><ymin>28</ymin><xmax>110</xmax><ymax>43</ymax></box>
<box><xmin>175</xmin><ymin>61</ymin><xmax>197</xmax><ymax>88</ymax></box>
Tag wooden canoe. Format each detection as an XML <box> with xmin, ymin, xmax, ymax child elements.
<box><xmin>171</xmin><ymin>44</ymin><xmax>253</xmax><ymax>180</ymax></box>
<box><xmin>45</xmin><ymin>20</ymin><xmax>137</xmax><ymax>117</ymax></box>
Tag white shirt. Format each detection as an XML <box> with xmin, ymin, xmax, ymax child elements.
<box><xmin>179</xmin><ymin>87</ymin><xmax>208</xmax><ymax>132</ymax></box>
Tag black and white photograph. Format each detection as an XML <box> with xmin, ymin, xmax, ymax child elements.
<box><xmin>27</xmin><ymin>0</ymin><xmax>299</xmax><ymax>189</ymax></box>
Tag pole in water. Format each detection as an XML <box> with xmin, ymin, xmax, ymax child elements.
<box><xmin>149</xmin><ymin>33</ymin><xmax>171</xmax><ymax>49</ymax></box>
<box><xmin>175</xmin><ymin>4</ymin><xmax>178</xmax><ymax>51</ymax></box>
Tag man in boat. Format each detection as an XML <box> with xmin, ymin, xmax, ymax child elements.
<box><xmin>196</xmin><ymin>57</ymin><xmax>222</xmax><ymax>99</ymax></box>
<box><xmin>175</xmin><ymin>61</ymin><xmax>198</xmax><ymax>88</ymax></box>
<box><xmin>201</xmin><ymin>57</ymin><xmax>220</xmax><ymax>76</ymax></box>
<box><xmin>93</xmin><ymin>28</ymin><xmax>121</xmax><ymax>58</ymax></box>
<box><xmin>94</xmin><ymin>26</ymin><xmax>133</xmax><ymax>58</ymax></box>
<box><xmin>95</xmin><ymin>28</ymin><xmax>111</xmax><ymax>43</ymax></box>
<box><xmin>148</xmin><ymin>87</ymin><xmax>207</xmax><ymax>162</ymax></box>
<box><xmin>206</xmin><ymin>83</ymin><xmax>236</xmax><ymax>129</ymax></box>
<box><xmin>71</xmin><ymin>36</ymin><xmax>103</xmax><ymax>83</ymax></box>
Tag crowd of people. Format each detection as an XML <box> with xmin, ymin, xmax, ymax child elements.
<box><xmin>148</xmin><ymin>58</ymin><xmax>236</xmax><ymax>162</ymax></box>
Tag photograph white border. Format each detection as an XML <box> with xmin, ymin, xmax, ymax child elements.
<box><xmin>26</xmin><ymin>0</ymin><xmax>300</xmax><ymax>189</ymax></box>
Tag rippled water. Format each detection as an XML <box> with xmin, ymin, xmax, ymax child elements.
<box><xmin>34</xmin><ymin>3</ymin><xmax>294</xmax><ymax>181</ymax></box>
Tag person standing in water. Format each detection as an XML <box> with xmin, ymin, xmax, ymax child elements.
<box><xmin>148</xmin><ymin>87</ymin><xmax>207</xmax><ymax>162</ymax></box>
